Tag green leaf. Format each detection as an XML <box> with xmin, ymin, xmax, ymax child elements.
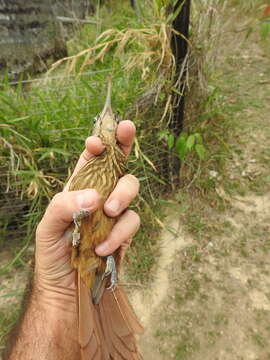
<box><xmin>196</xmin><ymin>44</ymin><xmax>203</xmax><ymax>49</ymax></box>
<box><xmin>186</xmin><ymin>135</ymin><xmax>195</xmax><ymax>150</ymax></box>
<box><xmin>180</xmin><ymin>132</ymin><xmax>188</xmax><ymax>141</ymax></box>
<box><xmin>38</xmin><ymin>148</ymin><xmax>71</xmax><ymax>162</ymax></box>
<box><xmin>176</xmin><ymin>136</ymin><xmax>187</xmax><ymax>160</ymax></box>
<box><xmin>159</xmin><ymin>93</ymin><xmax>166</xmax><ymax>101</ymax></box>
<box><xmin>194</xmin><ymin>132</ymin><xmax>203</xmax><ymax>144</ymax></box>
<box><xmin>167</xmin><ymin>0</ymin><xmax>185</xmax><ymax>23</ymax></box>
<box><xmin>157</xmin><ymin>129</ymin><xmax>169</xmax><ymax>139</ymax></box>
<box><xmin>167</xmin><ymin>134</ymin><xmax>175</xmax><ymax>149</ymax></box>
<box><xmin>171</xmin><ymin>87</ymin><xmax>183</xmax><ymax>96</ymax></box>
<box><xmin>260</xmin><ymin>22</ymin><xmax>270</xmax><ymax>39</ymax></box>
<box><xmin>195</xmin><ymin>144</ymin><xmax>206</xmax><ymax>160</ymax></box>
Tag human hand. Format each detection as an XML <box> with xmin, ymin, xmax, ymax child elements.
<box><xmin>34</xmin><ymin>120</ymin><xmax>140</xmax><ymax>309</ymax></box>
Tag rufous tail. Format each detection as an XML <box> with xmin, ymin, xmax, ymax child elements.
<box><xmin>78</xmin><ymin>273</ymin><xmax>143</xmax><ymax>359</ymax></box>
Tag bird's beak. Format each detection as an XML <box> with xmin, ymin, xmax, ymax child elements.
<box><xmin>92</xmin><ymin>78</ymin><xmax>117</xmax><ymax>139</ymax></box>
<box><xmin>100</xmin><ymin>77</ymin><xmax>113</xmax><ymax>119</ymax></box>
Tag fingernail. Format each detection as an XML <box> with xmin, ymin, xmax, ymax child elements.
<box><xmin>76</xmin><ymin>190</ymin><xmax>97</xmax><ymax>209</ymax></box>
<box><xmin>96</xmin><ymin>242</ymin><xmax>109</xmax><ymax>255</ymax></box>
<box><xmin>105</xmin><ymin>199</ymin><xmax>120</xmax><ymax>214</ymax></box>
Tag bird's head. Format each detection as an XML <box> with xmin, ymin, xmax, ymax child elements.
<box><xmin>92</xmin><ymin>79</ymin><xmax>118</xmax><ymax>145</ymax></box>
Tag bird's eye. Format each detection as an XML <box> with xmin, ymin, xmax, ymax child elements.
<box><xmin>93</xmin><ymin>116</ymin><xmax>98</xmax><ymax>125</ymax></box>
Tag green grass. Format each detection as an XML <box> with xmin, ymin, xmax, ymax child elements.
<box><xmin>250</xmin><ymin>329</ymin><xmax>267</xmax><ymax>348</ymax></box>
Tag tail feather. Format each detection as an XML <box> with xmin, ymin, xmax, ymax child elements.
<box><xmin>93</xmin><ymin>304</ymin><xmax>110</xmax><ymax>359</ymax></box>
<box><xmin>79</xmin><ymin>275</ymin><xmax>103</xmax><ymax>359</ymax></box>
<box><xmin>80</xmin><ymin>334</ymin><xmax>99</xmax><ymax>360</ymax></box>
<box><xmin>114</xmin><ymin>287</ymin><xmax>144</xmax><ymax>335</ymax></box>
<box><xmin>78</xmin><ymin>275</ymin><xmax>98</xmax><ymax>348</ymax></box>
<box><xmin>78</xmin><ymin>271</ymin><xmax>143</xmax><ymax>359</ymax></box>
<box><xmin>99</xmin><ymin>301</ymin><xmax>128</xmax><ymax>359</ymax></box>
<box><xmin>97</xmin><ymin>286</ymin><xmax>143</xmax><ymax>359</ymax></box>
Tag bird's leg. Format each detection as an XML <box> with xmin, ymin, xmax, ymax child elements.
<box><xmin>72</xmin><ymin>209</ymin><xmax>90</xmax><ymax>247</ymax></box>
<box><xmin>104</xmin><ymin>255</ymin><xmax>118</xmax><ymax>291</ymax></box>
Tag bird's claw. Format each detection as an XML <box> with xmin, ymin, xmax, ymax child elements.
<box><xmin>104</xmin><ymin>255</ymin><xmax>118</xmax><ymax>291</ymax></box>
<box><xmin>72</xmin><ymin>209</ymin><xmax>90</xmax><ymax>247</ymax></box>
<box><xmin>73</xmin><ymin>209</ymin><xmax>90</xmax><ymax>225</ymax></box>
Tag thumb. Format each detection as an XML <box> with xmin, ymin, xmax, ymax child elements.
<box><xmin>36</xmin><ymin>189</ymin><xmax>101</xmax><ymax>240</ymax></box>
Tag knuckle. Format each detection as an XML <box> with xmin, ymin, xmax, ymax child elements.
<box><xmin>50</xmin><ymin>192</ymin><xmax>64</xmax><ymax>212</ymax></box>
<box><xmin>83</xmin><ymin>189</ymin><xmax>101</xmax><ymax>205</ymax></box>
<box><xmin>90</xmin><ymin>188</ymin><xmax>100</xmax><ymax>199</ymax></box>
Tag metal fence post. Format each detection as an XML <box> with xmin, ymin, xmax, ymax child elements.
<box><xmin>169</xmin><ymin>0</ymin><xmax>191</xmax><ymax>178</ymax></box>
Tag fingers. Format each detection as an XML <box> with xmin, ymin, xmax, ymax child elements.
<box><xmin>74</xmin><ymin>136</ymin><xmax>105</xmax><ymax>172</ymax></box>
<box><xmin>64</xmin><ymin>121</ymin><xmax>135</xmax><ymax>190</ymax></box>
<box><xmin>37</xmin><ymin>189</ymin><xmax>101</xmax><ymax>239</ymax></box>
<box><xmin>104</xmin><ymin>174</ymin><xmax>139</xmax><ymax>217</ymax></box>
<box><xmin>98</xmin><ymin>172</ymin><xmax>140</xmax><ymax>256</ymax></box>
<box><xmin>116</xmin><ymin>120</ymin><xmax>136</xmax><ymax>156</ymax></box>
<box><xmin>95</xmin><ymin>210</ymin><xmax>140</xmax><ymax>256</ymax></box>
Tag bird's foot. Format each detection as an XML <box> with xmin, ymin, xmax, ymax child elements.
<box><xmin>72</xmin><ymin>209</ymin><xmax>90</xmax><ymax>247</ymax></box>
<box><xmin>104</xmin><ymin>255</ymin><xmax>118</xmax><ymax>291</ymax></box>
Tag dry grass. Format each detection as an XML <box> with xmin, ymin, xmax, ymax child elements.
<box><xmin>49</xmin><ymin>24</ymin><xmax>174</xmax><ymax>80</ymax></box>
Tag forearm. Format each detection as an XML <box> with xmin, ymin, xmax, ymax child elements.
<box><xmin>5</xmin><ymin>277</ymin><xmax>79</xmax><ymax>360</ymax></box>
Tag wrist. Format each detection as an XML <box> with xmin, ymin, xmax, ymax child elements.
<box><xmin>33</xmin><ymin>272</ymin><xmax>77</xmax><ymax>315</ymax></box>
<box><xmin>31</xmin><ymin>279</ymin><xmax>78</xmax><ymax>345</ymax></box>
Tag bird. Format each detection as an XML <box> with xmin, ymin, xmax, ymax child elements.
<box><xmin>68</xmin><ymin>79</ymin><xmax>143</xmax><ymax>359</ymax></box>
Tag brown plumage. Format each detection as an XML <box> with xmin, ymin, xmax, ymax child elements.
<box><xmin>68</xmin><ymin>80</ymin><xmax>143</xmax><ymax>359</ymax></box>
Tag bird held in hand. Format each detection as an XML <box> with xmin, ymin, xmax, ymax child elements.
<box><xmin>68</xmin><ymin>79</ymin><xmax>143</xmax><ymax>359</ymax></box>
